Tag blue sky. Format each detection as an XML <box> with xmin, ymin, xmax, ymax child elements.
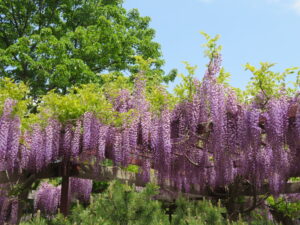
<box><xmin>123</xmin><ymin>0</ymin><xmax>300</xmax><ymax>90</ymax></box>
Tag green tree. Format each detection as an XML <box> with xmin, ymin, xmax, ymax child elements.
<box><xmin>244</xmin><ymin>62</ymin><xmax>299</xmax><ymax>102</ymax></box>
<box><xmin>0</xmin><ymin>0</ymin><xmax>165</xmax><ymax>97</ymax></box>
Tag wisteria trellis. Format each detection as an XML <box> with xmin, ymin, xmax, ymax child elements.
<box><xmin>0</xmin><ymin>55</ymin><xmax>300</xmax><ymax>221</ymax></box>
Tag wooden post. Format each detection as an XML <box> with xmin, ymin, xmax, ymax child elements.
<box><xmin>60</xmin><ymin>161</ymin><xmax>70</xmax><ymax>216</ymax></box>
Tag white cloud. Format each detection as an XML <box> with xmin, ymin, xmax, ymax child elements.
<box><xmin>291</xmin><ymin>0</ymin><xmax>300</xmax><ymax>14</ymax></box>
<box><xmin>265</xmin><ymin>0</ymin><xmax>300</xmax><ymax>15</ymax></box>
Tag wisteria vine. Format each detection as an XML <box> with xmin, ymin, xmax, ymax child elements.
<box><xmin>0</xmin><ymin>54</ymin><xmax>300</xmax><ymax>221</ymax></box>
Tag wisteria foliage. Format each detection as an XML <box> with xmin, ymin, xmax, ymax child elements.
<box><xmin>0</xmin><ymin>56</ymin><xmax>300</xmax><ymax>202</ymax></box>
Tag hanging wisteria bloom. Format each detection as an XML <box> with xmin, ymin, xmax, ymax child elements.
<box><xmin>34</xmin><ymin>182</ymin><xmax>61</xmax><ymax>216</ymax></box>
<box><xmin>69</xmin><ymin>178</ymin><xmax>93</xmax><ymax>204</ymax></box>
<box><xmin>0</xmin><ymin>51</ymin><xmax>300</xmax><ymax>223</ymax></box>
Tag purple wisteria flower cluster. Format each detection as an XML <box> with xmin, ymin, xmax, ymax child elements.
<box><xmin>0</xmin><ymin>184</ymin><xmax>18</xmax><ymax>224</ymax></box>
<box><xmin>34</xmin><ymin>178</ymin><xmax>92</xmax><ymax>216</ymax></box>
<box><xmin>34</xmin><ymin>182</ymin><xmax>61</xmax><ymax>216</ymax></box>
<box><xmin>0</xmin><ymin>55</ymin><xmax>300</xmax><ymax>220</ymax></box>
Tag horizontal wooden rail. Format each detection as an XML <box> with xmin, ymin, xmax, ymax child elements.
<box><xmin>1</xmin><ymin>163</ymin><xmax>300</xmax><ymax>197</ymax></box>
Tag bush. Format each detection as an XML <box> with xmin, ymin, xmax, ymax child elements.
<box><xmin>21</xmin><ymin>181</ymin><xmax>278</xmax><ymax>225</ymax></box>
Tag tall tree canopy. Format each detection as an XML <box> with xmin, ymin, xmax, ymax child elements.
<box><xmin>0</xmin><ymin>0</ymin><xmax>165</xmax><ymax>97</ymax></box>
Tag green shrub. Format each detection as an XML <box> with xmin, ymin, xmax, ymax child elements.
<box><xmin>21</xmin><ymin>182</ymin><xmax>277</xmax><ymax>225</ymax></box>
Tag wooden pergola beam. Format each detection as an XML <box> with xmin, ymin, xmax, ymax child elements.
<box><xmin>1</xmin><ymin>162</ymin><xmax>300</xmax><ymax>196</ymax></box>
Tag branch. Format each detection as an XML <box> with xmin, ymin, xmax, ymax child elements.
<box><xmin>6</xmin><ymin>0</ymin><xmax>22</xmax><ymax>37</ymax></box>
<box><xmin>258</xmin><ymin>80</ymin><xmax>270</xmax><ymax>107</ymax></box>
<box><xmin>242</xmin><ymin>193</ymin><xmax>270</xmax><ymax>213</ymax></box>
